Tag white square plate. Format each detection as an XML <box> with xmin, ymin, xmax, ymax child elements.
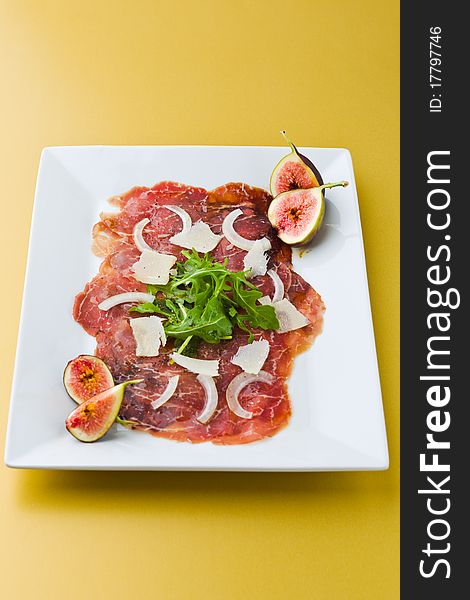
<box><xmin>4</xmin><ymin>146</ymin><xmax>388</xmax><ymax>471</ymax></box>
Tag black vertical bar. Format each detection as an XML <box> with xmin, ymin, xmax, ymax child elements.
<box><xmin>401</xmin><ymin>3</ymin><xmax>466</xmax><ymax>597</ymax></box>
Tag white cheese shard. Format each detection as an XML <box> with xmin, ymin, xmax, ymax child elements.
<box><xmin>132</xmin><ymin>249</ymin><xmax>177</xmax><ymax>285</ymax></box>
<box><xmin>231</xmin><ymin>339</ymin><xmax>270</xmax><ymax>375</ymax></box>
<box><xmin>130</xmin><ymin>316</ymin><xmax>167</xmax><ymax>357</ymax></box>
<box><xmin>257</xmin><ymin>296</ymin><xmax>309</xmax><ymax>333</ymax></box>
<box><xmin>170</xmin><ymin>353</ymin><xmax>219</xmax><ymax>376</ymax></box>
<box><xmin>243</xmin><ymin>238</ymin><xmax>271</xmax><ymax>277</ymax></box>
<box><xmin>170</xmin><ymin>221</ymin><xmax>221</xmax><ymax>253</ymax></box>
<box><xmin>272</xmin><ymin>298</ymin><xmax>310</xmax><ymax>333</ymax></box>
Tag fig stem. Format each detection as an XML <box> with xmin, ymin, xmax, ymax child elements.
<box><xmin>318</xmin><ymin>181</ymin><xmax>349</xmax><ymax>192</ymax></box>
<box><xmin>116</xmin><ymin>416</ymin><xmax>138</xmax><ymax>426</ymax></box>
<box><xmin>122</xmin><ymin>378</ymin><xmax>144</xmax><ymax>388</ymax></box>
<box><xmin>280</xmin><ymin>130</ymin><xmax>297</xmax><ymax>154</ymax></box>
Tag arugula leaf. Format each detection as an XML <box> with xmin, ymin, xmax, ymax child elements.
<box><xmin>174</xmin><ymin>336</ymin><xmax>200</xmax><ymax>357</ymax></box>
<box><xmin>230</xmin><ymin>277</ymin><xmax>279</xmax><ymax>331</ymax></box>
<box><xmin>129</xmin><ymin>250</ymin><xmax>279</xmax><ymax>353</ymax></box>
<box><xmin>129</xmin><ymin>302</ymin><xmax>161</xmax><ymax>314</ymax></box>
<box><xmin>129</xmin><ymin>300</ymin><xmax>173</xmax><ymax>318</ymax></box>
<box><xmin>165</xmin><ymin>297</ymin><xmax>233</xmax><ymax>344</ymax></box>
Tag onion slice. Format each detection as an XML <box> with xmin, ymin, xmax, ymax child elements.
<box><xmin>196</xmin><ymin>374</ymin><xmax>219</xmax><ymax>423</ymax></box>
<box><xmin>98</xmin><ymin>292</ymin><xmax>154</xmax><ymax>311</ymax></box>
<box><xmin>133</xmin><ymin>218</ymin><xmax>153</xmax><ymax>252</ymax></box>
<box><xmin>163</xmin><ymin>205</ymin><xmax>192</xmax><ymax>233</ymax></box>
<box><xmin>267</xmin><ymin>269</ymin><xmax>284</xmax><ymax>303</ymax></box>
<box><xmin>226</xmin><ymin>370</ymin><xmax>274</xmax><ymax>419</ymax></box>
<box><xmin>151</xmin><ymin>376</ymin><xmax>179</xmax><ymax>410</ymax></box>
<box><xmin>222</xmin><ymin>209</ymin><xmax>257</xmax><ymax>251</ymax></box>
<box><xmin>170</xmin><ymin>353</ymin><xmax>219</xmax><ymax>376</ymax></box>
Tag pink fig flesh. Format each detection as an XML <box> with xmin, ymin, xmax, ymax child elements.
<box><xmin>65</xmin><ymin>379</ymin><xmax>142</xmax><ymax>443</ymax></box>
<box><xmin>268</xmin><ymin>188</ymin><xmax>324</xmax><ymax>246</ymax></box>
<box><xmin>270</xmin><ymin>131</ymin><xmax>323</xmax><ymax>197</ymax></box>
<box><xmin>63</xmin><ymin>355</ymin><xmax>114</xmax><ymax>404</ymax></box>
<box><xmin>272</xmin><ymin>159</ymin><xmax>320</xmax><ymax>193</ymax></box>
<box><xmin>268</xmin><ymin>181</ymin><xmax>348</xmax><ymax>246</ymax></box>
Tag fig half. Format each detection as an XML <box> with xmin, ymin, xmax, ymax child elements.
<box><xmin>270</xmin><ymin>131</ymin><xmax>324</xmax><ymax>197</ymax></box>
<box><xmin>268</xmin><ymin>181</ymin><xmax>348</xmax><ymax>246</ymax></box>
<box><xmin>65</xmin><ymin>379</ymin><xmax>143</xmax><ymax>443</ymax></box>
<box><xmin>63</xmin><ymin>355</ymin><xmax>114</xmax><ymax>404</ymax></box>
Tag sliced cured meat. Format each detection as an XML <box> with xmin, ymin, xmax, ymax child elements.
<box><xmin>73</xmin><ymin>271</ymin><xmax>147</xmax><ymax>337</ymax></box>
<box><xmin>73</xmin><ymin>181</ymin><xmax>325</xmax><ymax>444</ymax></box>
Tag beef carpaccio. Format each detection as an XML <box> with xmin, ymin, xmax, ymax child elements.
<box><xmin>73</xmin><ymin>181</ymin><xmax>325</xmax><ymax>444</ymax></box>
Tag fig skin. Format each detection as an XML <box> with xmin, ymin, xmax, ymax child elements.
<box><xmin>63</xmin><ymin>355</ymin><xmax>114</xmax><ymax>404</ymax></box>
<box><xmin>296</xmin><ymin>152</ymin><xmax>324</xmax><ymax>189</ymax></box>
<box><xmin>268</xmin><ymin>182</ymin><xmax>348</xmax><ymax>246</ymax></box>
<box><xmin>270</xmin><ymin>131</ymin><xmax>323</xmax><ymax>197</ymax></box>
<box><xmin>65</xmin><ymin>379</ymin><xmax>143</xmax><ymax>443</ymax></box>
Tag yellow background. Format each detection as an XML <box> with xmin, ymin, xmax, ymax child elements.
<box><xmin>0</xmin><ymin>1</ymin><xmax>399</xmax><ymax>598</ymax></box>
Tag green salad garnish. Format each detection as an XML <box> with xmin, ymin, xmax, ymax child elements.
<box><xmin>130</xmin><ymin>250</ymin><xmax>279</xmax><ymax>352</ymax></box>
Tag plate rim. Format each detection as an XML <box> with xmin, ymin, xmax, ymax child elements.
<box><xmin>4</xmin><ymin>145</ymin><xmax>389</xmax><ymax>471</ymax></box>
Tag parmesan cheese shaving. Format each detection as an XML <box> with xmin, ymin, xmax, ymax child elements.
<box><xmin>132</xmin><ymin>249</ymin><xmax>177</xmax><ymax>285</ymax></box>
<box><xmin>170</xmin><ymin>221</ymin><xmax>222</xmax><ymax>253</ymax></box>
<box><xmin>170</xmin><ymin>353</ymin><xmax>219</xmax><ymax>376</ymax></box>
<box><xmin>130</xmin><ymin>316</ymin><xmax>167</xmax><ymax>357</ymax></box>
<box><xmin>243</xmin><ymin>238</ymin><xmax>271</xmax><ymax>277</ymax></box>
<box><xmin>256</xmin><ymin>296</ymin><xmax>310</xmax><ymax>333</ymax></box>
<box><xmin>231</xmin><ymin>339</ymin><xmax>270</xmax><ymax>375</ymax></box>
<box><xmin>272</xmin><ymin>298</ymin><xmax>310</xmax><ymax>333</ymax></box>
